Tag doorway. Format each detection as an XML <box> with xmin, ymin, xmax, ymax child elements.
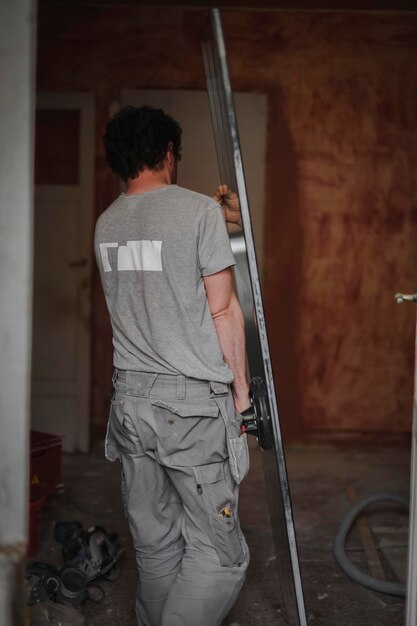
<box><xmin>31</xmin><ymin>93</ymin><xmax>94</xmax><ymax>452</ymax></box>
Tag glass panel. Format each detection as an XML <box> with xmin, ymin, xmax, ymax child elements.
<box><xmin>201</xmin><ymin>9</ymin><xmax>308</xmax><ymax>625</ymax></box>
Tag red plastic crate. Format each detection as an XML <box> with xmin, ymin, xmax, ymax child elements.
<box><xmin>30</xmin><ymin>430</ymin><xmax>63</xmax><ymax>496</ymax></box>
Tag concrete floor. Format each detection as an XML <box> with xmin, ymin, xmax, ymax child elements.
<box><xmin>31</xmin><ymin>440</ymin><xmax>410</xmax><ymax>625</ymax></box>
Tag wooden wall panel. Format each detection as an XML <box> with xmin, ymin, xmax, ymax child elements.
<box><xmin>257</xmin><ymin>14</ymin><xmax>417</xmax><ymax>435</ymax></box>
<box><xmin>36</xmin><ymin>4</ymin><xmax>417</xmax><ymax>439</ymax></box>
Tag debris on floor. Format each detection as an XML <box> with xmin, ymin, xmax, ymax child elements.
<box><xmin>30</xmin><ymin>442</ymin><xmax>409</xmax><ymax>625</ymax></box>
<box><xmin>30</xmin><ymin>601</ymin><xmax>86</xmax><ymax>626</ymax></box>
<box><xmin>26</xmin><ymin>521</ymin><xmax>123</xmax><ymax>625</ymax></box>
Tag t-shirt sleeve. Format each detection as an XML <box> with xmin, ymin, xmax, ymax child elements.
<box><xmin>197</xmin><ymin>205</ymin><xmax>236</xmax><ymax>276</ymax></box>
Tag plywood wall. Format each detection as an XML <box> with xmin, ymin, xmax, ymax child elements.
<box><xmin>36</xmin><ymin>4</ymin><xmax>417</xmax><ymax>440</ymax></box>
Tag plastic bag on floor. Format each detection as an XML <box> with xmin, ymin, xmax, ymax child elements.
<box><xmin>31</xmin><ymin>600</ymin><xmax>86</xmax><ymax>626</ymax></box>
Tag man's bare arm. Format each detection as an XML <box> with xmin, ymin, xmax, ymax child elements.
<box><xmin>203</xmin><ymin>267</ymin><xmax>250</xmax><ymax>413</ymax></box>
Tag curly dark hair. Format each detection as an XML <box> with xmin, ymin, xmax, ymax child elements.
<box><xmin>104</xmin><ymin>105</ymin><xmax>182</xmax><ymax>182</ymax></box>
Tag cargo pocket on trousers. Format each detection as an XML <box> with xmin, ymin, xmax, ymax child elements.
<box><xmin>195</xmin><ymin>462</ymin><xmax>244</xmax><ymax>567</ymax></box>
<box><xmin>150</xmin><ymin>400</ymin><xmax>223</xmax><ymax>466</ymax></box>
<box><xmin>105</xmin><ymin>400</ymin><xmax>121</xmax><ymax>462</ymax></box>
<box><xmin>228</xmin><ymin>432</ymin><xmax>250</xmax><ymax>485</ymax></box>
<box><xmin>109</xmin><ymin>397</ymin><xmax>140</xmax><ymax>455</ymax></box>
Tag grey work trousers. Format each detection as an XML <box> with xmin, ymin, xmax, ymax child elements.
<box><xmin>105</xmin><ymin>369</ymin><xmax>250</xmax><ymax>626</ymax></box>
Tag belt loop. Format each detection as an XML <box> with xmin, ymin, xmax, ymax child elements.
<box><xmin>209</xmin><ymin>381</ymin><xmax>229</xmax><ymax>396</ymax></box>
<box><xmin>143</xmin><ymin>373</ymin><xmax>158</xmax><ymax>397</ymax></box>
<box><xmin>177</xmin><ymin>375</ymin><xmax>185</xmax><ymax>400</ymax></box>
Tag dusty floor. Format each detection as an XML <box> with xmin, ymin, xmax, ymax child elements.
<box><xmin>31</xmin><ymin>440</ymin><xmax>410</xmax><ymax>625</ymax></box>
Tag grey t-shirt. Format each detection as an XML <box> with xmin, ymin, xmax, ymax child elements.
<box><xmin>94</xmin><ymin>184</ymin><xmax>236</xmax><ymax>383</ymax></box>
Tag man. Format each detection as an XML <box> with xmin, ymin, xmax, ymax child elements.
<box><xmin>95</xmin><ymin>105</ymin><xmax>250</xmax><ymax>626</ymax></box>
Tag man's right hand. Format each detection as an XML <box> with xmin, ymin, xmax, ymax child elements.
<box><xmin>212</xmin><ymin>184</ymin><xmax>242</xmax><ymax>228</ymax></box>
<box><xmin>233</xmin><ymin>388</ymin><xmax>251</xmax><ymax>415</ymax></box>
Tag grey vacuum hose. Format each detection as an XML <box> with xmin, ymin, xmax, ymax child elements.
<box><xmin>333</xmin><ymin>493</ymin><xmax>409</xmax><ymax>597</ymax></box>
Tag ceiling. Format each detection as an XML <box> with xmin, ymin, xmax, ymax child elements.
<box><xmin>39</xmin><ymin>0</ymin><xmax>417</xmax><ymax>13</ymax></box>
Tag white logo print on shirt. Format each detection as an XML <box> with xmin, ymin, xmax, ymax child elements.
<box><xmin>99</xmin><ymin>241</ymin><xmax>163</xmax><ymax>272</ymax></box>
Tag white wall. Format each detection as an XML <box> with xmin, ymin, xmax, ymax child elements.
<box><xmin>0</xmin><ymin>0</ymin><xmax>35</xmax><ymax>621</ymax></box>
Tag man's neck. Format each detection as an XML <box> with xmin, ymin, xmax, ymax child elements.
<box><xmin>125</xmin><ymin>168</ymin><xmax>172</xmax><ymax>196</ymax></box>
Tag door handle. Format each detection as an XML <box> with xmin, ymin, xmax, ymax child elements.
<box><xmin>395</xmin><ymin>293</ymin><xmax>417</xmax><ymax>304</ymax></box>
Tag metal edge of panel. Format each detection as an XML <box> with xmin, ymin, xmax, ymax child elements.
<box><xmin>205</xmin><ymin>8</ymin><xmax>308</xmax><ymax>624</ymax></box>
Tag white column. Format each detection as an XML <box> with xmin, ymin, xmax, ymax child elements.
<box><xmin>0</xmin><ymin>0</ymin><xmax>35</xmax><ymax>623</ymax></box>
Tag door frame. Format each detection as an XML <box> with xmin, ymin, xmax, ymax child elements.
<box><xmin>34</xmin><ymin>92</ymin><xmax>94</xmax><ymax>452</ymax></box>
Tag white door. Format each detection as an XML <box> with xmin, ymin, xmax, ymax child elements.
<box><xmin>31</xmin><ymin>93</ymin><xmax>94</xmax><ymax>452</ymax></box>
<box><xmin>120</xmin><ymin>89</ymin><xmax>267</xmax><ymax>270</ymax></box>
